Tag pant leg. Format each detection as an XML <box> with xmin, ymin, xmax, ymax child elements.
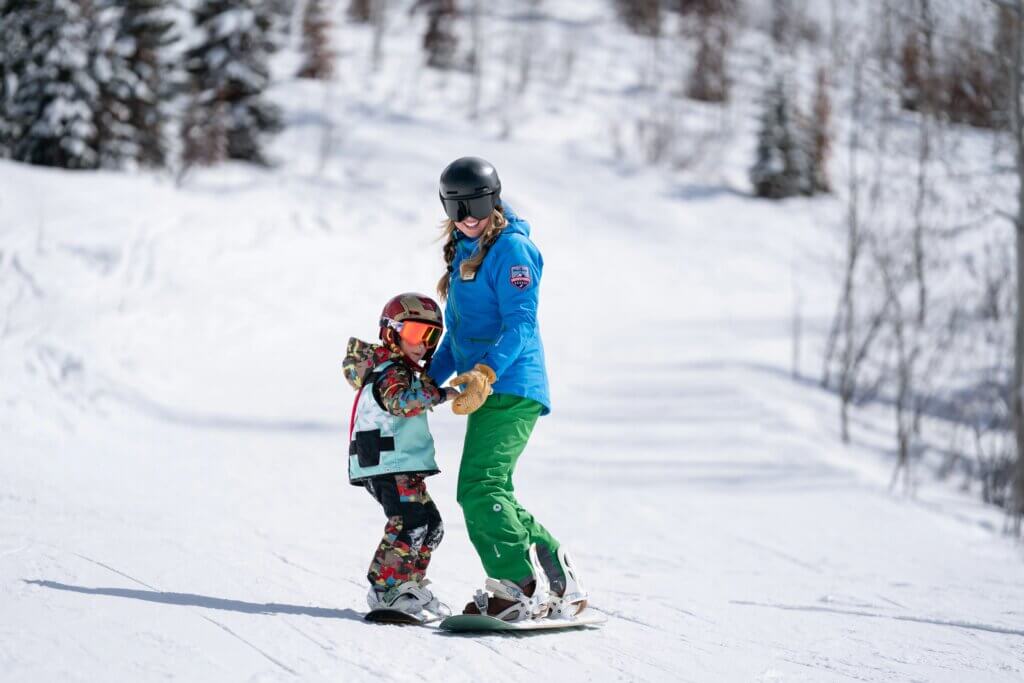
<box><xmin>456</xmin><ymin>393</ymin><xmax>560</xmax><ymax>586</ymax></box>
<box><xmin>509</xmin><ymin>501</ymin><xmax>565</xmax><ymax>595</ymax></box>
<box><xmin>414</xmin><ymin>498</ymin><xmax>444</xmax><ymax>576</ymax></box>
<box><xmin>365</xmin><ymin>474</ymin><xmax>442</xmax><ymax>589</ymax></box>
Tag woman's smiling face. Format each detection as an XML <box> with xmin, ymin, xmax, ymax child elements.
<box><xmin>455</xmin><ymin>213</ymin><xmax>491</xmax><ymax>239</ymax></box>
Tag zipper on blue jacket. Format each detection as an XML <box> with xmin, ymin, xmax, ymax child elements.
<box><xmin>449</xmin><ymin>259</ymin><xmax>467</xmax><ymax>369</ymax></box>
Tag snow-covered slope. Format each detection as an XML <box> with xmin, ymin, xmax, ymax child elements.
<box><xmin>2</xmin><ymin>3</ymin><xmax>1023</xmax><ymax>681</ymax></box>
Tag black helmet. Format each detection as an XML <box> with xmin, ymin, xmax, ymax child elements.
<box><xmin>439</xmin><ymin>156</ymin><xmax>501</xmax><ymax>222</ymax></box>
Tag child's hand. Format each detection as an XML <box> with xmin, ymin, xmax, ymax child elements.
<box><xmin>445</xmin><ymin>387</ymin><xmax>460</xmax><ymax>402</ymax></box>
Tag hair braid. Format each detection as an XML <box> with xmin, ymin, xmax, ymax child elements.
<box><xmin>436</xmin><ymin>230</ymin><xmax>459</xmax><ymax>301</ymax></box>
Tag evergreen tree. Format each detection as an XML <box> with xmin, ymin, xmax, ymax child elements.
<box><xmin>298</xmin><ymin>0</ymin><xmax>335</xmax><ymax>80</ymax></box>
<box><xmin>5</xmin><ymin>0</ymin><xmax>101</xmax><ymax>169</ymax></box>
<box><xmin>92</xmin><ymin>1</ymin><xmax>141</xmax><ymax>169</ymax></box>
<box><xmin>184</xmin><ymin>0</ymin><xmax>282</xmax><ymax>166</ymax></box>
<box><xmin>0</xmin><ymin>1</ymin><xmax>34</xmax><ymax>158</ymax></box>
<box><xmin>117</xmin><ymin>0</ymin><xmax>182</xmax><ymax>167</ymax></box>
<box><xmin>749</xmin><ymin>79</ymin><xmax>806</xmax><ymax>199</ymax></box>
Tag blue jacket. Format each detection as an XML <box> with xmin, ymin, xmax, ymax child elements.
<box><xmin>427</xmin><ymin>205</ymin><xmax>550</xmax><ymax>415</ymax></box>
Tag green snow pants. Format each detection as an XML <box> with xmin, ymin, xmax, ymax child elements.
<box><xmin>456</xmin><ymin>393</ymin><xmax>564</xmax><ymax>591</ymax></box>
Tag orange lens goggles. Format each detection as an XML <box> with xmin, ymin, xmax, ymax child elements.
<box><xmin>398</xmin><ymin>320</ymin><xmax>442</xmax><ymax>348</ymax></box>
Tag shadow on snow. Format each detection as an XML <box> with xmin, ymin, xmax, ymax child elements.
<box><xmin>25</xmin><ymin>579</ymin><xmax>363</xmax><ymax>622</ymax></box>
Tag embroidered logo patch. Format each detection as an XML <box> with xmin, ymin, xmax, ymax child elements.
<box><xmin>509</xmin><ymin>265</ymin><xmax>531</xmax><ymax>290</ymax></box>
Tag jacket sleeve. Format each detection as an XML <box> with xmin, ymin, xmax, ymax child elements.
<box><xmin>426</xmin><ymin>328</ymin><xmax>456</xmax><ymax>386</ymax></box>
<box><xmin>479</xmin><ymin>235</ymin><xmax>543</xmax><ymax>380</ymax></box>
<box><xmin>375</xmin><ymin>364</ymin><xmax>446</xmax><ymax>417</ymax></box>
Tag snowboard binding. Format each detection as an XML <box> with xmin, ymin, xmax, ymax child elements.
<box><xmin>546</xmin><ymin>547</ymin><xmax>589</xmax><ymax>619</ymax></box>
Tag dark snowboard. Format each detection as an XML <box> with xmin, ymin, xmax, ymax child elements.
<box><xmin>364</xmin><ymin>608</ymin><xmax>440</xmax><ymax>625</ymax></box>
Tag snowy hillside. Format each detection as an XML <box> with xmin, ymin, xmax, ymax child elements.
<box><xmin>2</xmin><ymin>2</ymin><xmax>1024</xmax><ymax>681</ymax></box>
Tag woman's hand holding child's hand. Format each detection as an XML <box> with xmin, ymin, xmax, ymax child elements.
<box><xmin>449</xmin><ymin>363</ymin><xmax>496</xmax><ymax>415</ymax></box>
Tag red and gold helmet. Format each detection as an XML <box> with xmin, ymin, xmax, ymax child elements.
<box><xmin>380</xmin><ymin>293</ymin><xmax>443</xmax><ymax>328</ymax></box>
<box><xmin>379</xmin><ymin>293</ymin><xmax>444</xmax><ymax>366</ymax></box>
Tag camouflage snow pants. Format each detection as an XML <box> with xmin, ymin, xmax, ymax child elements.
<box><xmin>364</xmin><ymin>473</ymin><xmax>444</xmax><ymax>590</ymax></box>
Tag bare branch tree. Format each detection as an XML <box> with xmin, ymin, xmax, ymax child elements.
<box><xmin>826</xmin><ymin>54</ymin><xmax>892</xmax><ymax>442</ymax></box>
<box><xmin>1006</xmin><ymin>0</ymin><xmax>1024</xmax><ymax>533</ymax></box>
<box><xmin>371</xmin><ymin>0</ymin><xmax>388</xmax><ymax>72</ymax></box>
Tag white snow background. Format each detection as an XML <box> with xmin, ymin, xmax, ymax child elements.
<box><xmin>2</xmin><ymin>2</ymin><xmax>1023</xmax><ymax>681</ymax></box>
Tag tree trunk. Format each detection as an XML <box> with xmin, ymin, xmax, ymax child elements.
<box><xmin>836</xmin><ymin>57</ymin><xmax>865</xmax><ymax>444</ymax></box>
<box><xmin>1012</xmin><ymin>0</ymin><xmax>1024</xmax><ymax>533</ymax></box>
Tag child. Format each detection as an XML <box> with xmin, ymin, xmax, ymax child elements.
<box><xmin>343</xmin><ymin>293</ymin><xmax>458</xmax><ymax>617</ymax></box>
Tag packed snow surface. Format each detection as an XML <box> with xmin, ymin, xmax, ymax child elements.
<box><xmin>2</xmin><ymin>4</ymin><xmax>1024</xmax><ymax>682</ymax></box>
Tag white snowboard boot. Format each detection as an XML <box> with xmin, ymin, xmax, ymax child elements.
<box><xmin>465</xmin><ymin>544</ymin><xmax>551</xmax><ymax>622</ymax></box>
<box><xmin>368</xmin><ymin>579</ymin><xmax>451</xmax><ymax>618</ymax></box>
<box><xmin>547</xmin><ymin>547</ymin><xmax>589</xmax><ymax>619</ymax></box>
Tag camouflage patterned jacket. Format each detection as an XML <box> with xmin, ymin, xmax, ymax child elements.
<box><xmin>343</xmin><ymin>338</ymin><xmax>447</xmax><ymax>418</ymax></box>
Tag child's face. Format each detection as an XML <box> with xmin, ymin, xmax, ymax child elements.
<box><xmin>399</xmin><ymin>337</ymin><xmax>427</xmax><ymax>364</ymax></box>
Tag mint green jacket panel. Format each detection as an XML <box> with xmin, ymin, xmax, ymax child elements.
<box><xmin>348</xmin><ymin>361</ymin><xmax>439</xmax><ymax>485</ymax></box>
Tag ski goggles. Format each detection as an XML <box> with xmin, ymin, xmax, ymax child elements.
<box><xmin>440</xmin><ymin>193</ymin><xmax>497</xmax><ymax>222</ymax></box>
<box><xmin>383</xmin><ymin>319</ymin><xmax>443</xmax><ymax>348</ymax></box>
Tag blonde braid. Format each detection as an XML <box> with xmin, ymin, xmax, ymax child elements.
<box><xmin>437</xmin><ymin>229</ymin><xmax>458</xmax><ymax>301</ymax></box>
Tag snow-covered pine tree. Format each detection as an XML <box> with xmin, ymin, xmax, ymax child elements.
<box><xmin>5</xmin><ymin>0</ymin><xmax>101</xmax><ymax>169</ymax></box>
<box><xmin>92</xmin><ymin>1</ymin><xmax>142</xmax><ymax>169</ymax></box>
<box><xmin>184</xmin><ymin>0</ymin><xmax>282</xmax><ymax>166</ymax></box>
<box><xmin>749</xmin><ymin>78</ymin><xmax>806</xmax><ymax>199</ymax></box>
<box><xmin>0</xmin><ymin>1</ymin><xmax>33</xmax><ymax>158</ymax></box>
<box><xmin>115</xmin><ymin>0</ymin><xmax>182</xmax><ymax>168</ymax></box>
<box><xmin>298</xmin><ymin>0</ymin><xmax>335</xmax><ymax>80</ymax></box>
<box><xmin>264</xmin><ymin>0</ymin><xmax>294</xmax><ymax>52</ymax></box>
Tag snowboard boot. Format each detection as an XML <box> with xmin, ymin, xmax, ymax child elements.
<box><xmin>463</xmin><ymin>544</ymin><xmax>551</xmax><ymax>622</ymax></box>
<box><xmin>368</xmin><ymin>579</ymin><xmax>450</xmax><ymax>618</ymax></box>
<box><xmin>546</xmin><ymin>547</ymin><xmax>589</xmax><ymax>619</ymax></box>
<box><xmin>411</xmin><ymin>579</ymin><xmax>452</xmax><ymax>618</ymax></box>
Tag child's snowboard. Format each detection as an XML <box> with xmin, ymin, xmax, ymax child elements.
<box><xmin>438</xmin><ymin>611</ymin><xmax>606</xmax><ymax>633</ymax></box>
<box><xmin>364</xmin><ymin>608</ymin><xmax>441</xmax><ymax>626</ymax></box>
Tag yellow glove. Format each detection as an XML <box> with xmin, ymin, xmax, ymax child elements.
<box><xmin>450</xmin><ymin>363</ymin><xmax>497</xmax><ymax>415</ymax></box>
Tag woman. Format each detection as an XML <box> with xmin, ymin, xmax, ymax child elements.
<box><xmin>427</xmin><ymin>156</ymin><xmax>588</xmax><ymax>622</ymax></box>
